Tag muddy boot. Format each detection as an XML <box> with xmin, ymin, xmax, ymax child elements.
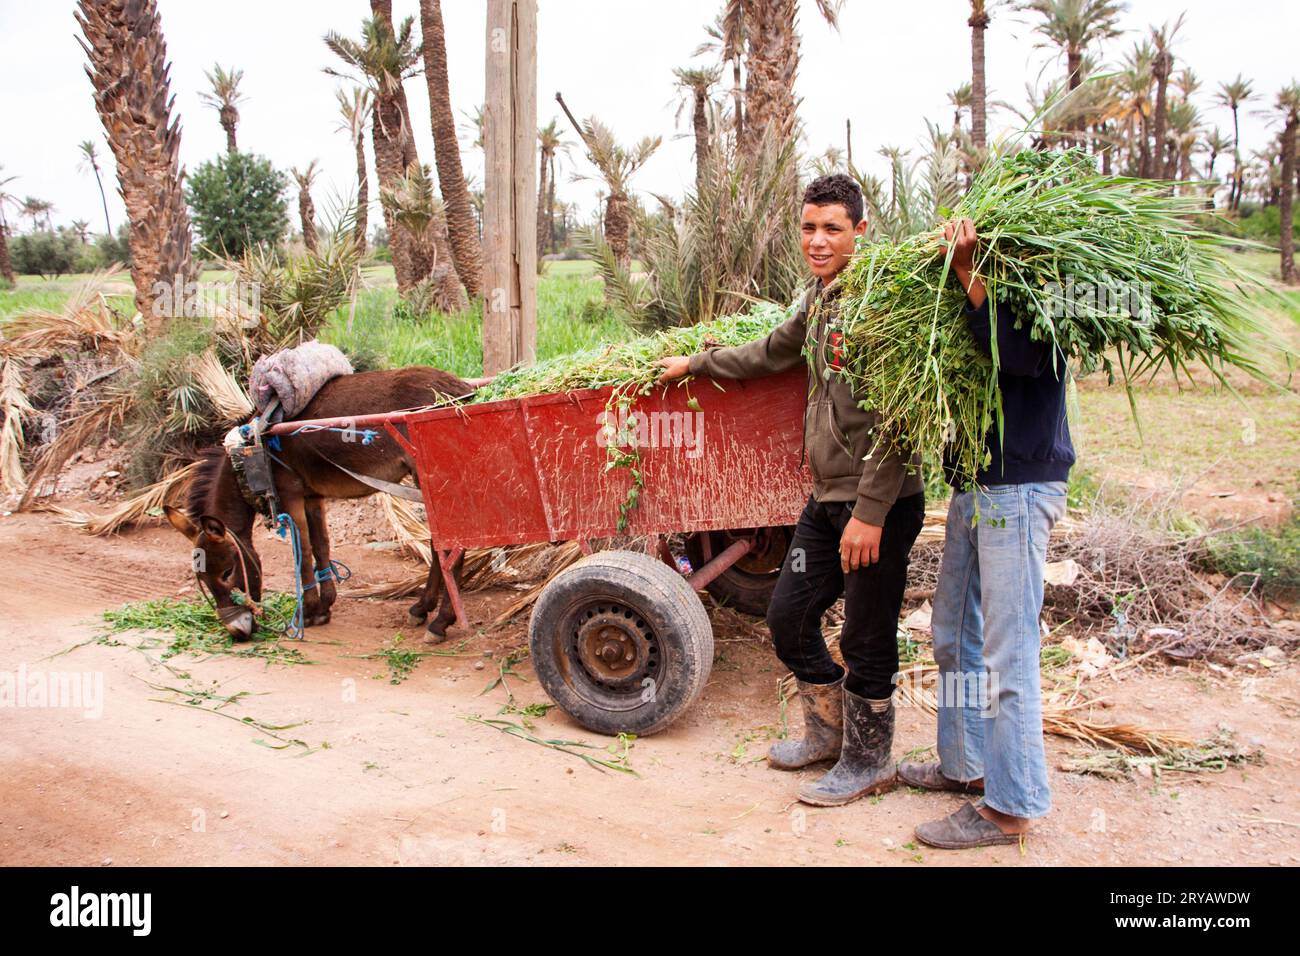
<box><xmin>767</xmin><ymin>676</ymin><xmax>844</xmax><ymax>770</ymax></box>
<box><xmin>797</xmin><ymin>687</ymin><xmax>896</xmax><ymax>806</ymax></box>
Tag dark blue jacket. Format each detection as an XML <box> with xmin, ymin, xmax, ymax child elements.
<box><xmin>946</xmin><ymin>299</ymin><xmax>1075</xmax><ymax>487</ymax></box>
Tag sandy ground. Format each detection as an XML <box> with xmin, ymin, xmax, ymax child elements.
<box><xmin>1</xmin><ymin>505</ymin><xmax>1298</xmax><ymax>868</ymax></box>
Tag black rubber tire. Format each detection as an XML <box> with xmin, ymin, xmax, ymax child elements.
<box><xmin>684</xmin><ymin>526</ymin><xmax>793</xmax><ymax>617</ymax></box>
<box><xmin>528</xmin><ymin>549</ymin><xmax>713</xmax><ymax>737</ymax></box>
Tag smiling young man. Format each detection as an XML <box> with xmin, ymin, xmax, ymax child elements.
<box><xmin>657</xmin><ymin>174</ymin><xmax>925</xmax><ymax>807</ymax></box>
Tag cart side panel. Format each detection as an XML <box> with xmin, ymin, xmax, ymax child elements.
<box><xmin>405</xmin><ymin>367</ymin><xmax>811</xmax><ymax>550</ymax></box>
<box><xmin>525</xmin><ymin>369</ymin><xmax>810</xmax><ymax>539</ymax></box>
<box><xmin>405</xmin><ymin>402</ymin><xmax>552</xmax><ymax>548</ymax></box>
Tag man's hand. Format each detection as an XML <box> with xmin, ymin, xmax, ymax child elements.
<box><xmin>940</xmin><ymin>217</ymin><xmax>986</xmax><ymax>309</ymax></box>
<box><xmin>655</xmin><ymin>356</ymin><xmax>691</xmax><ymax>385</ymax></box>
<box><xmin>840</xmin><ymin>516</ymin><xmax>883</xmax><ymax>573</ymax></box>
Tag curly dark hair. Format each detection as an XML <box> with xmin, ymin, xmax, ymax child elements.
<box><xmin>802</xmin><ymin>173</ymin><xmax>863</xmax><ymax>224</ymax></box>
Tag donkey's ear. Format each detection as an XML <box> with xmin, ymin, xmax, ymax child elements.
<box><xmin>163</xmin><ymin>505</ymin><xmax>200</xmax><ymax>541</ymax></box>
<box><xmin>199</xmin><ymin>515</ymin><xmax>228</xmax><ymax>539</ymax></box>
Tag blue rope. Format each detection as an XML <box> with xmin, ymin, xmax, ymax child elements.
<box><xmin>288</xmin><ymin>424</ymin><xmax>379</xmax><ymax>445</ymax></box>
<box><xmin>273</xmin><ymin>512</ymin><xmax>305</xmax><ymax>639</ymax></box>
<box><xmin>275</xmin><ymin>515</ymin><xmax>352</xmax><ymax>640</ymax></box>
<box><xmin>315</xmin><ymin>560</ymin><xmax>352</xmax><ymax>584</ymax></box>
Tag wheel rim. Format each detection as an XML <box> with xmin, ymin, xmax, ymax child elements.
<box><xmin>559</xmin><ymin>599</ymin><xmax>664</xmax><ymax>711</ymax></box>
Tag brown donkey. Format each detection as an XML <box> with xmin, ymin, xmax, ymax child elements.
<box><xmin>163</xmin><ymin>366</ymin><xmax>470</xmax><ymax>642</ymax></box>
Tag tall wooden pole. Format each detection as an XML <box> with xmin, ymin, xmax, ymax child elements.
<box><xmin>482</xmin><ymin>0</ymin><xmax>537</xmax><ymax>374</ymax></box>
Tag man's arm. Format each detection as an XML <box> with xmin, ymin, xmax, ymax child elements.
<box><xmin>943</xmin><ymin>217</ymin><xmax>1052</xmax><ymax>378</ymax></box>
<box><xmin>656</xmin><ymin>289</ymin><xmax>811</xmax><ymax>384</ymax></box>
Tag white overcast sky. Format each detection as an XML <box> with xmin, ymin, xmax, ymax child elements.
<box><xmin>1</xmin><ymin>0</ymin><xmax>1296</xmax><ymax>234</ymax></box>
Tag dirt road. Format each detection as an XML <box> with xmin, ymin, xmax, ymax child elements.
<box><xmin>1</xmin><ymin>509</ymin><xmax>1297</xmax><ymax>867</ymax></box>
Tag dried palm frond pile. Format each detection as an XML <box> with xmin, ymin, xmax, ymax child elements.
<box><xmin>836</xmin><ymin>148</ymin><xmax>1288</xmax><ymax>488</ymax></box>
<box><xmin>1058</xmin><ymin>727</ymin><xmax>1265</xmax><ymax>780</ymax></box>
<box><xmin>40</xmin><ymin>459</ymin><xmax>201</xmax><ymax>536</ymax></box>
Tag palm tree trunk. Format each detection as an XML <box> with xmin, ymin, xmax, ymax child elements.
<box><xmin>220</xmin><ymin>107</ymin><xmax>238</xmax><ymax>153</ymax></box>
<box><xmin>742</xmin><ymin>0</ymin><xmax>799</xmax><ymax>160</ymax></box>
<box><xmin>418</xmin><ymin>0</ymin><xmax>481</xmax><ymax>297</ymax></box>
<box><xmin>536</xmin><ymin>145</ymin><xmax>550</xmax><ymax>259</ymax></box>
<box><xmin>353</xmin><ymin>132</ymin><xmax>369</xmax><ymax>252</ymax></box>
<box><xmin>1281</xmin><ymin>109</ymin><xmax>1297</xmax><ymax>284</ymax></box>
<box><xmin>692</xmin><ymin>86</ymin><xmax>711</xmax><ymax>190</ymax></box>
<box><xmin>298</xmin><ymin>187</ymin><xmax>318</xmax><ymax>253</ymax></box>
<box><xmin>546</xmin><ymin>155</ymin><xmax>557</xmax><ymax>253</ymax></box>
<box><xmin>91</xmin><ymin>163</ymin><xmax>112</xmax><ymax>235</ymax></box>
<box><xmin>0</xmin><ymin>223</ymin><xmax>14</xmax><ymax>285</ymax></box>
<box><xmin>1230</xmin><ymin>105</ymin><xmax>1243</xmax><ymax>211</ymax></box>
<box><xmin>1138</xmin><ymin>110</ymin><xmax>1153</xmax><ymax>179</ymax></box>
<box><xmin>605</xmin><ymin>193</ymin><xmax>630</xmax><ymax>271</ymax></box>
<box><xmin>373</xmin><ymin>96</ymin><xmax>415</xmax><ymax>290</ymax></box>
<box><xmin>76</xmin><ymin>0</ymin><xmax>193</xmax><ymax>331</ymax></box>
<box><xmin>1152</xmin><ymin>53</ymin><xmax>1170</xmax><ymax>180</ymax></box>
<box><xmin>969</xmin><ymin>8</ymin><xmax>989</xmax><ymax>152</ymax></box>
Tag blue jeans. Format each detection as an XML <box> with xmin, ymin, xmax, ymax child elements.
<box><xmin>931</xmin><ymin>482</ymin><xmax>1067</xmax><ymax>818</ymax></box>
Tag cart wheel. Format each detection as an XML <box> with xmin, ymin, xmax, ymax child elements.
<box><xmin>685</xmin><ymin>525</ymin><xmax>793</xmax><ymax>617</ymax></box>
<box><xmin>529</xmin><ymin>549</ymin><xmax>713</xmax><ymax>737</ymax></box>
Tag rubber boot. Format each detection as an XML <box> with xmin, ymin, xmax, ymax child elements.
<box><xmin>767</xmin><ymin>675</ymin><xmax>844</xmax><ymax>770</ymax></box>
<box><xmin>797</xmin><ymin>686</ymin><xmax>897</xmax><ymax>806</ymax></box>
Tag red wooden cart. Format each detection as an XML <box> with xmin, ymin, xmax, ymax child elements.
<box><xmin>282</xmin><ymin>367</ymin><xmax>810</xmax><ymax>735</ymax></box>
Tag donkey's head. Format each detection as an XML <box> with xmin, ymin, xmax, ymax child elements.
<box><xmin>164</xmin><ymin>506</ymin><xmax>263</xmax><ymax>639</ymax></box>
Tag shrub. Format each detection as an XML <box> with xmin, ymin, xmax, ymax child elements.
<box><xmin>186</xmin><ymin>151</ymin><xmax>290</xmax><ymax>258</ymax></box>
<box><xmin>11</xmin><ymin>229</ymin><xmax>80</xmax><ymax>277</ymax></box>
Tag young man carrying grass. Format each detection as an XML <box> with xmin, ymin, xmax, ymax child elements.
<box><xmin>901</xmin><ymin>216</ymin><xmax>1075</xmax><ymax>849</ymax></box>
<box><xmin>657</xmin><ymin>174</ymin><xmax>926</xmax><ymax>807</ymax></box>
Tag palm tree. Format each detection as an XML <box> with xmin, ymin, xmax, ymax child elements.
<box><xmin>77</xmin><ymin>139</ymin><xmax>112</xmax><ymax>235</ymax></box>
<box><xmin>1165</xmin><ymin>99</ymin><xmax>1200</xmax><ymax>186</ymax></box>
<box><xmin>199</xmin><ymin>64</ymin><xmax>246</xmax><ymax>153</ymax></box>
<box><xmin>536</xmin><ymin>120</ymin><xmax>569</xmax><ymax>257</ymax></box>
<box><xmin>969</xmin><ymin>0</ymin><xmax>992</xmax><ymax>152</ymax></box>
<box><xmin>76</xmin><ymin>0</ymin><xmax>194</xmax><ymax>326</ymax></box>
<box><xmin>673</xmin><ymin>65</ymin><xmax>722</xmax><ymax>191</ymax></box>
<box><xmin>335</xmin><ymin>86</ymin><xmax>372</xmax><ymax>252</ymax></box>
<box><xmin>559</xmin><ymin>108</ymin><xmax>660</xmax><ymax>271</ymax></box>
<box><xmin>1277</xmin><ymin>83</ymin><xmax>1299</xmax><ymax>285</ymax></box>
<box><xmin>379</xmin><ymin>163</ymin><xmax>465</xmax><ymax>312</ymax></box>
<box><xmin>325</xmin><ymin>13</ymin><xmax>423</xmax><ymax>291</ymax></box>
<box><xmin>695</xmin><ymin>7</ymin><xmax>747</xmax><ymax>142</ymax></box>
<box><xmin>1214</xmin><ymin>74</ymin><xmax>1256</xmax><ymax>212</ymax></box>
<box><xmin>948</xmin><ymin>82</ymin><xmax>973</xmax><ymax>134</ymax></box>
<box><xmin>1117</xmin><ymin>41</ymin><xmax>1154</xmax><ymax>176</ymax></box>
<box><xmin>291</xmin><ymin>161</ymin><xmax>320</xmax><ymax>252</ymax></box>
<box><xmin>418</xmin><ymin>0</ymin><xmax>481</xmax><ymax>298</ymax></box>
<box><xmin>738</xmin><ymin>0</ymin><xmax>842</xmax><ymax>159</ymax></box>
<box><xmin>1149</xmin><ymin>16</ymin><xmax>1184</xmax><ymax>180</ymax></box>
<box><xmin>20</xmin><ymin>197</ymin><xmax>52</xmax><ymax>231</ymax></box>
<box><xmin>0</xmin><ymin>167</ymin><xmax>17</xmax><ymax>285</ymax></box>
<box><xmin>1202</xmin><ymin>126</ymin><xmax>1232</xmax><ymax>202</ymax></box>
<box><xmin>1017</xmin><ymin>0</ymin><xmax>1126</xmax><ymax>138</ymax></box>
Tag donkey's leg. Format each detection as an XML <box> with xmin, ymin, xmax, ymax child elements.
<box><xmin>426</xmin><ymin>549</ymin><xmax>465</xmax><ymax>642</ymax></box>
<box><xmin>284</xmin><ymin>497</ymin><xmax>325</xmax><ymax>626</ymax></box>
<box><xmin>407</xmin><ymin>550</ymin><xmax>443</xmax><ymax>628</ymax></box>
<box><xmin>304</xmin><ymin>496</ymin><xmax>337</xmax><ymax>620</ymax></box>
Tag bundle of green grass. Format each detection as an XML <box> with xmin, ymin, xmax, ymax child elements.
<box><xmin>837</xmin><ymin>148</ymin><xmax>1284</xmax><ymax>487</ymax></box>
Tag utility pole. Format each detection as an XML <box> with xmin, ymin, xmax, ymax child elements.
<box><xmin>482</xmin><ymin>0</ymin><xmax>537</xmax><ymax>374</ymax></box>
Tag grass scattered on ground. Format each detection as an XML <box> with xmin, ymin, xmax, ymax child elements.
<box><xmin>101</xmin><ymin>592</ymin><xmax>308</xmax><ymax>665</ymax></box>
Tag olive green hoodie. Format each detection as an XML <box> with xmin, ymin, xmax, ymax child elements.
<box><xmin>687</xmin><ymin>278</ymin><xmax>922</xmax><ymax>525</ymax></box>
